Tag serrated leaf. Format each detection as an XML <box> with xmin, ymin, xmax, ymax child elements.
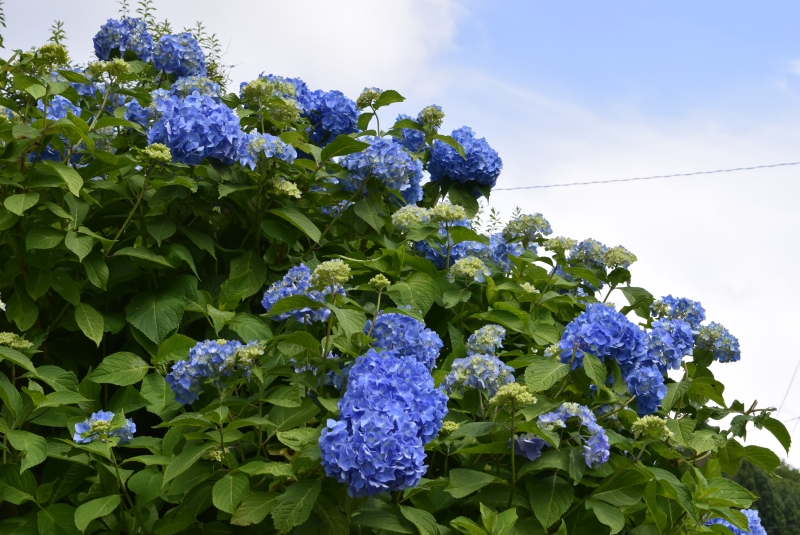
<box><xmin>26</xmin><ymin>227</ymin><xmax>65</xmax><ymax>250</ymax></box>
<box><xmin>271</xmin><ymin>480</ymin><xmax>321</xmax><ymax>534</ymax></box>
<box><xmin>207</xmin><ymin>305</ymin><xmax>236</xmax><ymax>334</ymax></box>
<box><xmin>74</xmin><ymin>495</ymin><xmax>121</xmax><ymax>531</ymax></box>
<box><xmin>583</xmin><ymin>353</ymin><xmax>606</xmax><ymax>387</ymax></box>
<box><xmin>212</xmin><ymin>472</ymin><xmax>250</xmax><ymax>514</ymax></box>
<box><xmin>4</xmin><ymin>192</ymin><xmax>39</xmax><ymax>215</ymax></box>
<box><xmin>125</xmin><ymin>288</ymin><xmax>185</xmax><ymax>344</ymax></box>
<box><xmin>231</xmin><ymin>492</ymin><xmax>278</xmax><ymax>526</ymax></box>
<box><xmin>6</xmin><ymin>431</ymin><xmax>47</xmax><ymax>472</ymax></box>
<box><xmin>44</xmin><ymin>161</ymin><xmax>83</xmax><ymax>196</ymax></box>
<box><xmin>238</xmin><ymin>461</ymin><xmax>294</xmax><ymax>478</ymax></box>
<box><xmin>227</xmin><ymin>313</ymin><xmax>272</xmax><ymax>343</ymax></box>
<box><xmin>353</xmin><ymin>198</ymin><xmax>384</xmax><ymax>231</ymax></box>
<box><xmin>73</xmin><ymin>303</ymin><xmax>104</xmax><ymax>346</ymax></box>
<box><xmin>25</xmin><ymin>267</ymin><xmax>52</xmax><ymax>300</ymax></box>
<box><xmin>446</xmin><ymin>468</ymin><xmax>497</xmax><ymax>499</ymax></box>
<box><xmin>5</xmin><ymin>290</ymin><xmax>39</xmax><ymax>331</ymax></box>
<box><xmin>38</xmin><ymin>503</ymin><xmax>80</xmax><ymax>535</ymax></box>
<box><xmin>761</xmin><ymin>416</ymin><xmax>791</xmax><ymax>453</ymax></box>
<box><xmin>0</xmin><ymin>345</ymin><xmax>36</xmax><ymax>373</ymax></box>
<box><xmin>742</xmin><ymin>445</ymin><xmax>781</xmax><ymax>473</ymax></box>
<box><xmin>665</xmin><ymin>418</ymin><xmax>695</xmax><ymax>446</ymax></box>
<box><xmin>229</xmin><ymin>251</ymin><xmax>267</xmax><ymax>299</ymax></box>
<box><xmin>530</xmin><ymin>475</ymin><xmax>573</xmax><ymax>528</ymax></box>
<box><xmin>373</xmin><ymin>89</ymin><xmax>405</xmax><ymax>109</ymax></box>
<box><xmin>86</xmin><ymin>352</ymin><xmax>149</xmax><ymax>385</ymax></box>
<box><xmin>115</xmin><ymin>246</ymin><xmax>174</xmax><ymax>268</ymax></box>
<box><xmin>320</xmin><ymin>135</ymin><xmax>370</xmax><ymax>161</ymax></box>
<box><xmin>333</xmin><ymin>307</ymin><xmax>366</xmax><ymax>336</ymax></box>
<box><xmin>163</xmin><ymin>443</ymin><xmax>214</xmax><ymax>485</ymax></box>
<box><xmin>448</xmin><ymin>186</ymin><xmax>479</xmax><ymax>218</ymax></box>
<box><xmin>268</xmin><ymin>207</ymin><xmax>321</xmax><ymax>243</ymax></box>
<box><xmin>64</xmin><ymin>231</ymin><xmax>93</xmax><ymax>261</ymax></box>
<box><xmin>687</xmin><ymin>376</ymin><xmax>726</xmax><ymax>406</ymax></box>
<box><xmin>586</xmin><ymin>499</ymin><xmax>625</xmax><ymax>534</ymax></box>
<box><xmin>400</xmin><ymin>506</ymin><xmax>437</xmax><ymax>535</ymax></box>
<box><xmin>179</xmin><ymin>226</ymin><xmax>216</xmax><ymax>259</ymax></box>
<box><xmin>147</xmin><ymin>217</ymin><xmax>177</xmax><ymax>246</ymax></box>
<box><xmin>525</xmin><ymin>359</ymin><xmax>569</xmax><ymax>393</ymax></box>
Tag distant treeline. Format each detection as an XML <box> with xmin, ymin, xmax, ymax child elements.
<box><xmin>733</xmin><ymin>461</ymin><xmax>800</xmax><ymax>534</ymax></box>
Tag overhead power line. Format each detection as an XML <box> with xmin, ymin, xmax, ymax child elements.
<box><xmin>492</xmin><ymin>161</ymin><xmax>800</xmax><ymax>191</ymax></box>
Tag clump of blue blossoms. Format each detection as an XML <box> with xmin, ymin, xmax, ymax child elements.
<box><xmin>558</xmin><ymin>303</ymin><xmax>648</xmax><ymax>372</ymax></box>
<box><xmin>646</xmin><ymin>319</ymin><xmax>694</xmax><ymax>372</ymax></box>
<box><xmin>429</xmin><ymin>126</ymin><xmax>502</xmax><ymax>195</ymax></box>
<box><xmin>570</xmin><ymin>239</ymin><xmax>608</xmax><ymax>269</ymax></box>
<box><xmin>302</xmin><ymin>89</ymin><xmax>358</xmax><ymax>146</ymax></box>
<box><xmin>170</xmin><ymin>76</ymin><xmax>221</xmax><ymax>99</ymax></box>
<box><xmin>123</xmin><ymin>98</ymin><xmax>150</xmax><ymax>126</ymax></box>
<box><xmin>146</xmin><ymin>92</ymin><xmax>247</xmax><ymax>165</ymax></box>
<box><xmin>38</xmin><ymin>95</ymin><xmax>81</xmax><ymax>121</ymax></box>
<box><xmin>338</xmin><ymin>136</ymin><xmax>424</xmax><ymax>204</ymax></box>
<box><xmin>93</xmin><ymin>18</ymin><xmax>154</xmax><ymax>62</ymax></box>
<box><xmin>365</xmin><ymin>313</ymin><xmax>443</xmax><ymax>370</ymax></box>
<box><xmin>705</xmin><ymin>509</ymin><xmax>767</xmax><ymax>535</ymax></box>
<box><xmin>73</xmin><ymin>410</ymin><xmax>136</xmax><ymax>444</ymax></box>
<box><xmin>535</xmin><ymin>403</ymin><xmax>610</xmax><ymax>468</ymax></box>
<box><xmin>513</xmin><ymin>434</ymin><xmax>548</xmax><ymax>461</ymax></box>
<box><xmin>319</xmin><ymin>348</ymin><xmax>447</xmax><ymax>497</ymax></box>
<box><xmin>443</xmin><ymin>354</ymin><xmax>515</xmax><ymax>398</ymax></box>
<box><xmin>695</xmin><ymin>322</ymin><xmax>741</xmax><ymax>363</ymax></box>
<box><xmin>396</xmin><ymin>113</ymin><xmax>426</xmax><ymax>152</ymax></box>
<box><xmin>466</xmin><ymin>324</ymin><xmax>506</xmax><ymax>356</ymax></box>
<box><xmin>153</xmin><ymin>33</ymin><xmax>207</xmax><ymax>77</ymax></box>
<box><xmin>240</xmin><ymin>132</ymin><xmax>297</xmax><ymax>169</ymax></box>
<box><xmin>651</xmin><ymin>295</ymin><xmax>706</xmax><ymax>330</ymax></box>
<box><xmin>261</xmin><ymin>264</ymin><xmax>341</xmax><ymax>324</ymax></box>
<box><xmin>624</xmin><ymin>364</ymin><xmax>668</xmax><ymax>416</ymax></box>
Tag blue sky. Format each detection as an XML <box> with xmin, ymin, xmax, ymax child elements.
<box><xmin>5</xmin><ymin>0</ymin><xmax>800</xmax><ymax>463</ymax></box>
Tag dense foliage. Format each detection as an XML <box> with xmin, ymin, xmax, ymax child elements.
<box><xmin>0</xmin><ymin>8</ymin><xmax>792</xmax><ymax>535</ymax></box>
<box><xmin>733</xmin><ymin>462</ymin><xmax>800</xmax><ymax>535</ymax></box>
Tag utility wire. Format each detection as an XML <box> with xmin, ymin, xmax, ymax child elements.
<box><xmin>778</xmin><ymin>358</ymin><xmax>800</xmax><ymax>416</ymax></box>
<box><xmin>492</xmin><ymin>161</ymin><xmax>800</xmax><ymax>191</ymax></box>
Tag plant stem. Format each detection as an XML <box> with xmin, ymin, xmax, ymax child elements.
<box><xmin>534</xmin><ymin>263</ymin><xmax>559</xmax><ymax>308</ymax></box>
<box><xmin>507</xmin><ymin>403</ymin><xmax>517</xmax><ymax>509</ymax></box>
<box><xmin>104</xmin><ymin>164</ymin><xmax>155</xmax><ymax>258</ymax></box>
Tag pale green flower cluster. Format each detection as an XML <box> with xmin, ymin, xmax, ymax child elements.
<box><xmin>439</xmin><ymin>421</ymin><xmax>461</xmax><ymax>435</ymax></box>
<box><xmin>310</xmin><ymin>259</ymin><xmax>351</xmax><ymax>289</ymax></box>
<box><xmin>356</xmin><ymin>87</ymin><xmax>382</xmax><ymax>109</ymax></box>
<box><xmin>37</xmin><ymin>43</ymin><xmax>70</xmax><ymax>66</ymax></box>
<box><xmin>545</xmin><ymin>236</ymin><xmax>577</xmax><ymax>256</ymax></box>
<box><xmin>503</xmin><ymin>213</ymin><xmax>551</xmax><ymax>241</ymax></box>
<box><xmin>489</xmin><ymin>383</ymin><xmax>536</xmax><ymax>408</ymax></box>
<box><xmin>0</xmin><ymin>333</ymin><xmax>33</xmax><ymax>350</ymax></box>
<box><xmin>143</xmin><ymin>143</ymin><xmax>172</xmax><ymax>163</ymax></box>
<box><xmin>429</xmin><ymin>202</ymin><xmax>466</xmax><ymax>225</ymax></box>
<box><xmin>449</xmin><ymin>256</ymin><xmax>490</xmax><ymax>283</ymax></box>
<box><xmin>631</xmin><ymin>415</ymin><xmax>673</xmax><ymax>441</ymax></box>
<box><xmin>271</xmin><ymin>178</ymin><xmax>301</xmax><ymax>198</ymax></box>
<box><xmin>604</xmin><ymin>245</ymin><xmax>638</xmax><ymax>270</ymax></box>
<box><xmin>88</xmin><ymin>58</ymin><xmax>130</xmax><ymax>78</ymax></box>
<box><xmin>520</xmin><ymin>282</ymin><xmax>537</xmax><ymax>293</ymax></box>
<box><xmin>391</xmin><ymin>205</ymin><xmax>430</xmax><ymax>230</ymax></box>
<box><xmin>369</xmin><ymin>274</ymin><xmax>391</xmax><ymax>292</ymax></box>
<box><xmin>417</xmin><ymin>105</ymin><xmax>445</xmax><ymax>129</ymax></box>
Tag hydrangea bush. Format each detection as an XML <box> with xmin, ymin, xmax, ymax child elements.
<box><xmin>0</xmin><ymin>12</ymin><xmax>788</xmax><ymax>535</ymax></box>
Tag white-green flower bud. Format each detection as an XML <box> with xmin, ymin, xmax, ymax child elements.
<box><xmin>489</xmin><ymin>383</ymin><xmax>536</xmax><ymax>408</ymax></box>
<box><xmin>310</xmin><ymin>259</ymin><xmax>351</xmax><ymax>289</ymax></box>
<box><xmin>429</xmin><ymin>203</ymin><xmax>466</xmax><ymax>225</ymax></box>
<box><xmin>546</xmin><ymin>236</ymin><xmax>577</xmax><ymax>256</ymax></box>
<box><xmin>0</xmin><ymin>332</ymin><xmax>33</xmax><ymax>350</ymax></box>
<box><xmin>449</xmin><ymin>256</ymin><xmax>490</xmax><ymax>283</ymax></box>
<box><xmin>369</xmin><ymin>274</ymin><xmax>390</xmax><ymax>292</ymax></box>
<box><xmin>631</xmin><ymin>415</ymin><xmax>673</xmax><ymax>441</ymax></box>
<box><xmin>143</xmin><ymin>143</ymin><xmax>172</xmax><ymax>163</ymax></box>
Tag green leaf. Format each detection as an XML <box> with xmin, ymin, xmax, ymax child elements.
<box><xmin>591</xmin><ymin>469</ymin><xmax>648</xmax><ymax>507</ymax></box>
<box><xmin>218</xmin><ymin>183</ymin><xmax>255</xmax><ymax>198</ymax></box>
<box><xmin>0</xmin><ymin>374</ymin><xmax>22</xmax><ymax>420</ymax></box>
<box><xmin>82</xmin><ymin>252</ymin><xmax>109</xmax><ymax>290</ymax></box>
<box><xmin>74</xmin><ymin>495</ymin><xmax>121</xmax><ymax>531</ymax></box>
<box><xmin>446</xmin><ymin>468</ymin><xmax>497</xmax><ymax>499</ymax></box>
<box><xmin>5</xmin><ymin>290</ymin><xmax>38</xmax><ymax>331</ymax></box>
<box><xmin>354</xmin><ymin>198</ymin><xmax>384</xmax><ymax>231</ymax></box>
<box><xmin>6</xmin><ymin>431</ymin><xmax>47</xmax><ymax>472</ymax></box>
<box><xmin>277</xmin><ymin>428</ymin><xmax>318</xmax><ymax>450</ymax></box>
<box><xmin>86</xmin><ymin>352</ymin><xmax>149</xmax><ymax>385</ymax></box>
<box><xmin>583</xmin><ymin>353</ymin><xmax>606</xmax><ymax>387</ymax></box>
<box><xmin>25</xmin><ymin>267</ymin><xmax>52</xmax><ymax>300</ymax></box>
<box><xmin>207</xmin><ymin>305</ymin><xmax>236</xmax><ymax>334</ymax></box>
<box><xmin>126</xmin><ymin>287</ymin><xmax>185</xmax><ymax>344</ymax></box>
<box><xmin>271</xmin><ymin>480</ymin><xmax>322</xmax><ymax>534</ymax></box>
<box><xmin>268</xmin><ymin>207</ymin><xmax>322</xmax><ymax>242</ymax></box>
<box><xmin>449</xmin><ymin>226</ymin><xmax>490</xmax><ymax>246</ymax></box>
<box><xmin>333</xmin><ymin>307</ymin><xmax>366</xmax><ymax>336</ymax></box>
<box><xmin>689</xmin><ymin>430</ymin><xmax>726</xmax><ymax>453</ymax></box>
<box><xmin>157</xmin><ymin>333</ymin><xmax>196</xmax><ymax>363</ymax></box>
<box><xmin>44</xmin><ymin>161</ymin><xmax>83</xmax><ymax>196</ymax></box>
<box><xmin>140</xmin><ymin>374</ymin><xmax>180</xmax><ymax>419</ymax></box>
<box><xmin>230</xmin><ymin>251</ymin><xmax>267</xmax><ymax>299</ymax></box>
<box><xmin>687</xmin><ymin>376</ymin><xmax>726</xmax><ymax>406</ymax></box>
<box><xmin>179</xmin><ymin>226</ymin><xmax>216</xmax><ymax>259</ymax></box>
<box><xmin>761</xmin><ymin>416</ymin><xmax>791</xmax><ymax>453</ymax></box>
<box><xmin>73</xmin><ymin>303</ymin><xmax>104</xmax><ymax>346</ymax></box>
<box><xmin>0</xmin><ymin>345</ymin><xmax>36</xmax><ymax>373</ymax></box>
<box><xmin>448</xmin><ymin>186</ymin><xmax>479</xmax><ymax>218</ymax></box>
<box><xmin>4</xmin><ymin>192</ymin><xmax>39</xmax><ymax>215</ymax></box>
<box><xmin>268</xmin><ymin>295</ymin><xmax>324</xmax><ymax>317</ymax></box>
<box><xmin>64</xmin><ymin>231</ymin><xmax>93</xmax><ymax>261</ymax></box>
<box><xmin>373</xmin><ymin>89</ymin><xmax>406</xmax><ymax>109</ymax></box>
<box><xmin>661</xmin><ymin>381</ymin><xmax>689</xmax><ymax>411</ymax></box>
<box><xmin>529</xmin><ymin>475</ymin><xmax>573</xmax><ymax>528</ymax></box>
<box><xmin>433</xmin><ymin>133</ymin><xmax>466</xmax><ymax>158</ymax></box>
<box><xmin>586</xmin><ymin>499</ymin><xmax>625</xmax><ymax>534</ymax></box>
<box><xmin>525</xmin><ymin>359</ymin><xmax>569</xmax><ymax>393</ymax></box>
<box><xmin>0</xmin><ymin>206</ymin><xmax>19</xmax><ymax>231</ymax></box>
<box><xmin>212</xmin><ymin>472</ymin><xmax>250</xmax><ymax>514</ymax></box>
<box><xmin>400</xmin><ymin>506</ymin><xmax>437</xmax><ymax>535</ymax></box>
<box><xmin>25</xmin><ymin>84</ymin><xmax>46</xmax><ymax>99</ymax></box>
<box><xmin>115</xmin><ymin>246</ymin><xmax>174</xmax><ymax>268</ymax></box>
<box><xmin>128</xmin><ymin>467</ymin><xmax>165</xmax><ymax>505</ymax></box>
<box><xmin>162</xmin><ymin>244</ymin><xmax>198</xmax><ymax>277</ymax></box>
<box><xmin>163</xmin><ymin>443</ymin><xmax>214</xmax><ymax>485</ymax></box>
<box><xmin>353</xmin><ymin>511</ymin><xmax>414</xmax><ymax>534</ymax></box>
<box><xmin>147</xmin><ymin>217</ymin><xmax>177</xmax><ymax>246</ymax></box>
<box><xmin>665</xmin><ymin>418</ymin><xmax>695</xmax><ymax>447</ymax></box>
<box><xmin>742</xmin><ymin>445</ymin><xmax>781</xmax><ymax>473</ymax></box>
<box><xmin>26</xmin><ymin>227</ymin><xmax>65</xmax><ymax>250</ymax></box>
<box><xmin>705</xmin><ymin>477</ymin><xmax>756</xmax><ymax>508</ymax></box>
<box><xmin>237</xmin><ymin>461</ymin><xmax>294</xmax><ymax>478</ymax></box>
<box><xmin>12</xmin><ymin>124</ymin><xmax>40</xmax><ymax>139</ymax></box>
<box><xmin>38</xmin><ymin>503</ymin><xmax>80</xmax><ymax>535</ymax></box>
<box><xmin>448</xmin><ymin>422</ymin><xmax>499</xmax><ymax>439</ymax></box>
<box><xmin>320</xmin><ymin>135</ymin><xmax>370</xmax><ymax>161</ymax></box>
<box><xmin>404</xmin><ymin>272</ymin><xmax>437</xmax><ymax>315</ymax></box>
<box><xmin>228</xmin><ymin>313</ymin><xmax>272</xmax><ymax>343</ymax></box>
<box><xmin>231</xmin><ymin>492</ymin><xmax>278</xmax><ymax>526</ymax></box>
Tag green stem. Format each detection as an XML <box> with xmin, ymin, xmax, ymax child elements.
<box><xmin>534</xmin><ymin>263</ymin><xmax>559</xmax><ymax>308</ymax></box>
<box><xmin>112</xmin><ymin>450</ymin><xmax>146</xmax><ymax>534</ymax></box>
<box><xmin>507</xmin><ymin>403</ymin><xmax>517</xmax><ymax>509</ymax></box>
<box><xmin>104</xmin><ymin>165</ymin><xmax>156</xmax><ymax>258</ymax></box>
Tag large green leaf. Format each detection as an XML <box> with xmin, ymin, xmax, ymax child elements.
<box><xmin>230</xmin><ymin>251</ymin><xmax>267</xmax><ymax>299</ymax></box>
<box><xmin>212</xmin><ymin>472</ymin><xmax>250</xmax><ymax>514</ymax></box>
<box><xmin>586</xmin><ymin>499</ymin><xmax>625</xmax><ymax>534</ymax></box>
<box><xmin>333</xmin><ymin>307</ymin><xmax>367</xmax><ymax>336</ymax></box>
<box><xmin>320</xmin><ymin>135</ymin><xmax>370</xmax><ymax>161</ymax></box>
<box><xmin>446</xmin><ymin>468</ymin><xmax>498</xmax><ymax>499</ymax></box>
<box><xmin>6</xmin><ymin>431</ymin><xmax>47</xmax><ymax>472</ymax></box>
<box><xmin>126</xmin><ymin>287</ymin><xmax>185</xmax><ymax>344</ymax></box>
<box><xmin>38</xmin><ymin>503</ymin><xmax>80</xmax><ymax>535</ymax></box>
<box><xmin>227</xmin><ymin>313</ymin><xmax>272</xmax><ymax>342</ymax></box>
<box><xmin>86</xmin><ymin>352</ymin><xmax>149</xmax><ymax>385</ymax></box>
<box><xmin>147</xmin><ymin>217</ymin><xmax>177</xmax><ymax>246</ymax></box>
<box><xmin>163</xmin><ymin>443</ymin><xmax>214</xmax><ymax>485</ymax></box>
<box><xmin>270</xmin><ymin>480</ymin><xmax>322</xmax><ymax>534</ymax></box>
<box><xmin>64</xmin><ymin>231</ymin><xmax>93</xmax><ymax>261</ymax></box>
<box><xmin>74</xmin><ymin>495</ymin><xmax>121</xmax><ymax>531</ymax></box>
<box><xmin>582</xmin><ymin>353</ymin><xmax>606</xmax><ymax>387</ymax></box>
<box><xmin>115</xmin><ymin>247</ymin><xmax>174</xmax><ymax>268</ymax></box>
<box><xmin>25</xmin><ymin>267</ymin><xmax>52</xmax><ymax>300</ymax></box>
<box><xmin>760</xmin><ymin>416</ymin><xmax>791</xmax><ymax>453</ymax></box>
<box><xmin>4</xmin><ymin>192</ymin><xmax>39</xmax><ymax>215</ymax></box>
<box><xmin>44</xmin><ymin>161</ymin><xmax>83</xmax><ymax>196</ymax></box>
<box><xmin>74</xmin><ymin>303</ymin><xmax>104</xmax><ymax>346</ymax></box>
<box><xmin>5</xmin><ymin>290</ymin><xmax>38</xmax><ymax>331</ymax></box>
<box><xmin>0</xmin><ymin>345</ymin><xmax>36</xmax><ymax>373</ymax></box>
<box><xmin>399</xmin><ymin>506</ymin><xmax>437</xmax><ymax>535</ymax></box>
<box><xmin>525</xmin><ymin>359</ymin><xmax>569</xmax><ymax>393</ymax></box>
<box><xmin>82</xmin><ymin>252</ymin><xmax>109</xmax><ymax>290</ymax></box>
<box><xmin>231</xmin><ymin>492</ymin><xmax>278</xmax><ymax>526</ymax></box>
<box><xmin>687</xmin><ymin>376</ymin><xmax>726</xmax><ymax>406</ymax></box>
<box><xmin>268</xmin><ymin>207</ymin><xmax>321</xmax><ymax>242</ymax></box>
<box><xmin>354</xmin><ymin>198</ymin><xmax>384</xmax><ymax>231</ymax></box>
<box><xmin>26</xmin><ymin>227</ymin><xmax>65</xmax><ymax>250</ymax></box>
<box><xmin>742</xmin><ymin>445</ymin><xmax>781</xmax><ymax>473</ymax></box>
<box><xmin>530</xmin><ymin>475</ymin><xmax>573</xmax><ymax>528</ymax></box>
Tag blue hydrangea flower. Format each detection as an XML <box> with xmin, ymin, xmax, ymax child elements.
<box><xmin>443</xmin><ymin>354</ymin><xmax>515</xmax><ymax>398</ymax></box>
<box><xmin>396</xmin><ymin>113</ymin><xmax>426</xmax><ymax>153</ymax></box>
<box><xmin>651</xmin><ymin>295</ymin><xmax>706</xmax><ymax>330</ymax></box>
<box><xmin>413</xmin><ymin>219</ymin><xmax>487</xmax><ymax>269</ymax></box>
<box><xmin>570</xmin><ymin>239</ymin><xmax>608</xmax><ymax>269</ymax></box>
<box><xmin>123</xmin><ymin>98</ymin><xmax>151</xmax><ymax>126</ymax></box>
<box><xmin>302</xmin><ymin>89</ymin><xmax>358</xmax><ymax>146</ymax></box>
<box><xmin>170</xmin><ymin>76</ymin><xmax>221</xmax><ymax>99</ymax></box>
<box><xmin>695</xmin><ymin>322</ymin><xmax>741</xmax><ymax>363</ymax></box>
<box><xmin>536</xmin><ymin>403</ymin><xmax>610</xmax><ymax>468</ymax></box>
<box><xmin>338</xmin><ymin>136</ymin><xmax>423</xmax><ymax>204</ymax></box>
<box><xmin>513</xmin><ymin>434</ymin><xmax>547</xmax><ymax>461</ymax></box>
<box><xmin>487</xmin><ymin>232</ymin><xmax>529</xmax><ymax>271</ymax></box>
<box><xmin>166</xmin><ymin>339</ymin><xmax>245</xmax><ymax>404</ymax></box>
<box><xmin>240</xmin><ymin>73</ymin><xmax>309</xmax><ymax>106</ymax></box>
<box><xmin>625</xmin><ymin>364</ymin><xmax>668</xmax><ymax>416</ymax></box>
<box><xmin>320</xmin><ymin>348</ymin><xmax>448</xmax><ymax>497</ymax></box>
<box><xmin>646</xmin><ymin>319</ymin><xmax>694</xmax><ymax>372</ymax></box>
<box><xmin>429</xmin><ymin>126</ymin><xmax>502</xmax><ymax>195</ymax></box>
<box><xmin>38</xmin><ymin>95</ymin><xmax>81</xmax><ymax>120</ymax></box>
<box><xmin>146</xmin><ymin>92</ymin><xmax>246</xmax><ymax>165</ymax></box>
<box><xmin>466</xmin><ymin>324</ymin><xmax>506</xmax><ymax>356</ymax></box>
<box><xmin>559</xmin><ymin>303</ymin><xmax>648</xmax><ymax>373</ymax></box>
<box><xmin>240</xmin><ymin>132</ymin><xmax>297</xmax><ymax>169</ymax></box>
<box><xmin>73</xmin><ymin>410</ymin><xmax>136</xmax><ymax>444</ymax></box>
<box><xmin>261</xmin><ymin>264</ymin><xmax>341</xmax><ymax>324</ymax></box>
<box><xmin>365</xmin><ymin>313</ymin><xmax>443</xmax><ymax>370</ymax></box>
<box><xmin>705</xmin><ymin>509</ymin><xmax>766</xmax><ymax>535</ymax></box>
<box><xmin>153</xmin><ymin>33</ymin><xmax>207</xmax><ymax>77</ymax></box>
<box><xmin>93</xmin><ymin>17</ymin><xmax>154</xmax><ymax>61</ymax></box>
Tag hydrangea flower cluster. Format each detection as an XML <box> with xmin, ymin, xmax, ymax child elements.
<box><xmin>302</xmin><ymin>89</ymin><xmax>358</xmax><ymax>146</ymax></box>
<box><xmin>0</xmin><ymin>332</ymin><xmax>32</xmax><ymax>350</ymax></box>
<box><xmin>261</xmin><ymin>264</ymin><xmax>342</xmax><ymax>324</ymax></box>
<box><xmin>73</xmin><ymin>410</ymin><xmax>136</xmax><ymax>444</ymax></box>
<box><xmin>391</xmin><ymin>204</ymin><xmax>430</xmax><ymax>230</ymax></box>
<box><xmin>604</xmin><ymin>245</ymin><xmax>638</xmax><ymax>270</ymax></box>
<box><xmin>705</xmin><ymin>509</ymin><xmax>767</xmax><ymax>535</ymax></box>
<box><xmin>695</xmin><ymin>322</ymin><xmax>741</xmax><ymax>363</ymax></box>
<box><xmin>38</xmin><ymin>95</ymin><xmax>81</xmax><ymax>121</ymax></box>
<box><xmin>417</xmin><ymin>105</ymin><xmax>445</xmax><ymax>130</ymax></box>
<box><xmin>166</xmin><ymin>339</ymin><xmax>261</xmax><ymax>404</ymax></box>
<box><xmin>93</xmin><ymin>17</ymin><xmax>154</xmax><ymax>61</ymax></box>
<box><xmin>123</xmin><ymin>98</ymin><xmax>150</xmax><ymax>126</ymax></box>
<box><xmin>449</xmin><ymin>256</ymin><xmax>491</xmax><ymax>283</ymax></box>
<box><xmin>429</xmin><ymin>126</ymin><xmax>502</xmax><ymax>195</ymax></box>
<box><xmin>153</xmin><ymin>33</ymin><xmax>207</xmax><ymax>77</ymax></box>
<box><xmin>487</xmin><ymin>232</ymin><xmax>529</xmax><ymax>270</ymax></box>
<box><xmin>646</xmin><ymin>319</ymin><xmax>694</xmax><ymax>372</ymax></box>
<box><xmin>240</xmin><ymin>132</ymin><xmax>297</xmax><ymax>169</ymax></box>
<box><xmin>319</xmin><ymin>348</ymin><xmax>447</xmax><ymax>497</ymax></box>
<box><xmin>338</xmin><ymin>136</ymin><xmax>424</xmax><ymax>204</ymax></box>
<box><xmin>651</xmin><ymin>295</ymin><xmax>706</xmax><ymax>330</ymax></box>
<box><xmin>396</xmin><ymin>113</ymin><xmax>426</xmax><ymax>152</ymax></box>
<box><xmin>624</xmin><ymin>364</ymin><xmax>668</xmax><ymax>416</ymax></box>
<box><xmin>147</xmin><ymin>92</ymin><xmax>247</xmax><ymax>165</ymax></box>
<box><xmin>365</xmin><ymin>313</ymin><xmax>443</xmax><ymax>370</ymax></box>
<box><xmin>443</xmin><ymin>354</ymin><xmax>515</xmax><ymax>397</ymax></box>
<box><xmin>535</xmin><ymin>403</ymin><xmax>610</xmax><ymax>468</ymax></box>
<box><xmin>503</xmin><ymin>213</ymin><xmax>553</xmax><ymax>241</ymax></box>
<box><xmin>570</xmin><ymin>239</ymin><xmax>608</xmax><ymax>269</ymax></box>
<box><xmin>558</xmin><ymin>303</ymin><xmax>648</xmax><ymax>372</ymax></box>
<box><xmin>170</xmin><ymin>76</ymin><xmax>221</xmax><ymax>99</ymax></box>
<box><xmin>466</xmin><ymin>324</ymin><xmax>506</xmax><ymax>356</ymax></box>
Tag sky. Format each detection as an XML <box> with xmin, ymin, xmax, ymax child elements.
<box><xmin>4</xmin><ymin>0</ymin><xmax>800</xmax><ymax>465</ymax></box>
